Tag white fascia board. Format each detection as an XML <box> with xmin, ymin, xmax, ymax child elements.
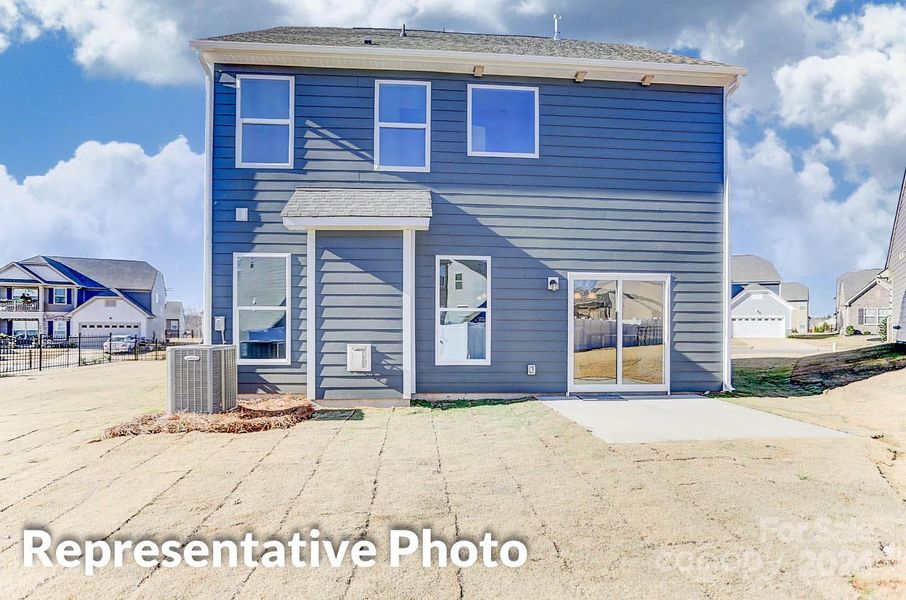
<box><xmin>190</xmin><ymin>41</ymin><xmax>746</xmax><ymax>88</ymax></box>
<box><xmin>730</xmin><ymin>288</ymin><xmax>796</xmax><ymax>312</ymax></box>
<box><xmin>283</xmin><ymin>216</ymin><xmax>430</xmax><ymax>231</ymax></box>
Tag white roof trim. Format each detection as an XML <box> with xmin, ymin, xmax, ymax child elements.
<box><xmin>844</xmin><ymin>277</ymin><xmax>889</xmax><ymax>306</ymax></box>
<box><xmin>190</xmin><ymin>40</ymin><xmax>746</xmax><ymax>88</ymax></box>
<box><xmin>66</xmin><ymin>295</ymin><xmax>152</xmax><ymax>320</ymax></box>
<box><xmin>283</xmin><ymin>216</ymin><xmax>430</xmax><ymax>231</ymax></box>
<box><xmin>0</xmin><ymin>262</ymin><xmax>41</xmax><ymax>283</ymax></box>
<box><xmin>730</xmin><ymin>287</ymin><xmax>795</xmax><ymax>312</ymax></box>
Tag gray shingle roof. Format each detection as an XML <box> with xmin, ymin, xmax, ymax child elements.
<box><xmin>732</xmin><ymin>255</ymin><xmax>781</xmax><ymax>284</ymax></box>
<box><xmin>166</xmin><ymin>301</ymin><xmax>185</xmax><ymax>320</ymax></box>
<box><xmin>837</xmin><ymin>268</ymin><xmax>882</xmax><ymax>305</ymax></box>
<box><xmin>780</xmin><ymin>282</ymin><xmax>808</xmax><ymax>302</ymax></box>
<box><xmin>203</xmin><ymin>27</ymin><xmax>729</xmax><ymax>68</ymax></box>
<box><xmin>282</xmin><ymin>188</ymin><xmax>433</xmax><ymax>219</ymax></box>
<box><xmin>21</xmin><ymin>256</ymin><xmax>161</xmax><ymax>290</ymax></box>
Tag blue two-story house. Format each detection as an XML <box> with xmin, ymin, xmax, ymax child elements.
<box><xmin>190</xmin><ymin>26</ymin><xmax>745</xmax><ymax>402</ymax></box>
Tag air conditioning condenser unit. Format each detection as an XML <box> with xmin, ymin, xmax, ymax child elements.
<box><xmin>167</xmin><ymin>345</ymin><xmax>238</xmax><ymax>414</ymax></box>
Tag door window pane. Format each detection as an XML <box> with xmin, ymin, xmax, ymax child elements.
<box><xmin>437</xmin><ymin>311</ymin><xmax>486</xmax><ymax>362</ymax></box>
<box><xmin>235</xmin><ymin>256</ymin><xmax>287</xmax><ymax>307</ymax></box>
<box><xmin>621</xmin><ymin>280</ymin><xmax>665</xmax><ymax>385</ymax></box>
<box><xmin>469</xmin><ymin>86</ymin><xmax>537</xmax><ymax>156</ymax></box>
<box><xmin>573</xmin><ymin>279</ymin><xmax>617</xmax><ymax>384</ymax></box>
<box><xmin>237</xmin><ymin>310</ymin><xmax>287</xmax><ymax>360</ymax></box>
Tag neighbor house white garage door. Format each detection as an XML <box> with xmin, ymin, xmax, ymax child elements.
<box><xmin>79</xmin><ymin>322</ymin><xmax>140</xmax><ymax>337</ymax></box>
<box><xmin>731</xmin><ymin>317</ymin><xmax>785</xmax><ymax>338</ymax></box>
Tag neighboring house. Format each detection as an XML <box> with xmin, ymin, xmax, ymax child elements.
<box><xmin>165</xmin><ymin>301</ymin><xmax>186</xmax><ymax>338</ymax></box>
<box><xmin>780</xmin><ymin>282</ymin><xmax>809</xmax><ymax>333</ymax></box>
<box><xmin>0</xmin><ymin>256</ymin><xmax>167</xmax><ymax>339</ymax></box>
<box><xmin>882</xmin><ymin>168</ymin><xmax>906</xmax><ymax>343</ymax></box>
<box><xmin>730</xmin><ymin>283</ymin><xmax>794</xmax><ymax>338</ymax></box>
<box><xmin>835</xmin><ymin>268</ymin><xmax>889</xmax><ymax>335</ymax></box>
<box><xmin>191</xmin><ymin>26</ymin><xmax>746</xmax><ymax>400</ymax></box>
<box><xmin>730</xmin><ymin>255</ymin><xmax>800</xmax><ymax>337</ymax></box>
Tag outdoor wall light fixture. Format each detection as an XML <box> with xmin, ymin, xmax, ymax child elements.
<box><xmin>547</xmin><ymin>277</ymin><xmax>560</xmax><ymax>292</ymax></box>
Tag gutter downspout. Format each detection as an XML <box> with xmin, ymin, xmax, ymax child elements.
<box><xmin>722</xmin><ymin>76</ymin><xmax>741</xmax><ymax>391</ymax></box>
<box><xmin>196</xmin><ymin>51</ymin><xmax>214</xmax><ymax>345</ymax></box>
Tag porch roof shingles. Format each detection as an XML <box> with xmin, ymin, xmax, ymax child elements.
<box><xmin>281</xmin><ymin>188</ymin><xmax>433</xmax><ymax>219</ymax></box>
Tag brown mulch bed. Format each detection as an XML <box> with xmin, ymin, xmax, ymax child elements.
<box><xmin>102</xmin><ymin>395</ymin><xmax>314</xmax><ymax>438</ymax></box>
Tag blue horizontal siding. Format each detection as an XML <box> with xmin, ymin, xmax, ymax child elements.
<box><xmin>315</xmin><ymin>232</ymin><xmax>403</xmax><ymax>400</ymax></box>
<box><xmin>210</xmin><ymin>65</ymin><xmax>727</xmax><ymax>395</ymax></box>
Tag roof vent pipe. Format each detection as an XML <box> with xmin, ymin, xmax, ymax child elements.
<box><xmin>400</xmin><ymin>23</ymin><xmax>407</xmax><ymax>37</ymax></box>
<box><xmin>553</xmin><ymin>14</ymin><xmax>561</xmax><ymax>40</ymax></box>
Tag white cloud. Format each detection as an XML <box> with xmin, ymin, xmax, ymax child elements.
<box><xmin>774</xmin><ymin>4</ymin><xmax>906</xmax><ymax>182</ymax></box>
<box><xmin>0</xmin><ymin>137</ymin><xmax>203</xmax><ymax>299</ymax></box>
<box><xmin>730</xmin><ymin>130</ymin><xmax>897</xmax><ymax>311</ymax></box>
<box><xmin>0</xmin><ymin>0</ymin><xmax>548</xmax><ymax>84</ymax></box>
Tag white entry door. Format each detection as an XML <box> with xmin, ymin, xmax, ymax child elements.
<box><xmin>567</xmin><ymin>273</ymin><xmax>671</xmax><ymax>394</ymax></box>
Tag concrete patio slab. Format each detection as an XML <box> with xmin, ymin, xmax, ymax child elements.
<box><xmin>541</xmin><ymin>396</ymin><xmax>848</xmax><ymax>443</ymax></box>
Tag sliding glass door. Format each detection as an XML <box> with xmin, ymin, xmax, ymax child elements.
<box><xmin>568</xmin><ymin>273</ymin><xmax>670</xmax><ymax>393</ymax></box>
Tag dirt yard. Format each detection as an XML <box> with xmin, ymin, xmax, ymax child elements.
<box><xmin>2</xmin><ymin>363</ymin><xmax>906</xmax><ymax>599</ymax></box>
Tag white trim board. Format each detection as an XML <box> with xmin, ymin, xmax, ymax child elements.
<box><xmin>283</xmin><ymin>216</ymin><xmax>430</xmax><ymax>231</ymax></box>
<box><xmin>306</xmin><ymin>232</ymin><xmax>316</xmax><ymax>399</ymax></box>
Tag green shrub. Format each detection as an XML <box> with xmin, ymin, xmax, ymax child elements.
<box><xmin>845</xmin><ymin>325</ymin><xmax>856</xmax><ymax>336</ymax></box>
<box><xmin>880</xmin><ymin>317</ymin><xmax>888</xmax><ymax>340</ymax></box>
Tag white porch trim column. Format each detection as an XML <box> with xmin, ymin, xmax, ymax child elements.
<box><xmin>306</xmin><ymin>230</ymin><xmax>317</xmax><ymax>400</ymax></box>
<box><xmin>402</xmin><ymin>229</ymin><xmax>415</xmax><ymax>399</ymax></box>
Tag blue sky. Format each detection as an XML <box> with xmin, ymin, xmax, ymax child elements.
<box><xmin>0</xmin><ymin>1</ymin><xmax>904</xmax><ymax>316</ymax></box>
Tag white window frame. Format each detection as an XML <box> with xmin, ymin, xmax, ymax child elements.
<box><xmin>50</xmin><ymin>320</ymin><xmax>66</xmax><ymax>339</ymax></box>
<box><xmin>864</xmin><ymin>307</ymin><xmax>879</xmax><ymax>325</ymax></box>
<box><xmin>52</xmin><ymin>288</ymin><xmax>67</xmax><ymax>304</ymax></box>
<box><xmin>467</xmin><ymin>84</ymin><xmax>540</xmax><ymax>159</ymax></box>
<box><xmin>435</xmin><ymin>255</ymin><xmax>491</xmax><ymax>366</ymax></box>
<box><xmin>233</xmin><ymin>252</ymin><xmax>292</xmax><ymax>365</ymax></box>
<box><xmin>567</xmin><ymin>272</ymin><xmax>671</xmax><ymax>394</ymax></box>
<box><xmin>374</xmin><ymin>80</ymin><xmax>431</xmax><ymax>172</ymax></box>
<box><xmin>235</xmin><ymin>74</ymin><xmax>295</xmax><ymax>169</ymax></box>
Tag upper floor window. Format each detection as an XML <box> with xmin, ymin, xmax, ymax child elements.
<box><xmin>467</xmin><ymin>85</ymin><xmax>539</xmax><ymax>158</ymax></box>
<box><xmin>374</xmin><ymin>80</ymin><xmax>430</xmax><ymax>172</ymax></box>
<box><xmin>52</xmin><ymin>288</ymin><xmax>67</xmax><ymax>304</ymax></box>
<box><xmin>236</xmin><ymin>75</ymin><xmax>294</xmax><ymax>168</ymax></box>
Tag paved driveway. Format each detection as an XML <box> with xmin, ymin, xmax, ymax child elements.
<box><xmin>2</xmin><ymin>363</ymin><xmax>905</xmax><ymax>599</ymax></box>
<box><xmin>541</xmin><ymin>396</ymin><xmax>847</xmax><ymax>443</ymax></box>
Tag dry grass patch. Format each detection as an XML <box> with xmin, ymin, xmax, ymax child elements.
<box><xmin>102</xmin><ymin>395</ymin><xmax>314</xmax><ymax>437</ymax></box>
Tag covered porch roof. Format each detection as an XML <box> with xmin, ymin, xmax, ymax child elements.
<box><xmin>281</xmin><ymin>188</ymin><xmax>432</xmax><ymax>231</ymax></box>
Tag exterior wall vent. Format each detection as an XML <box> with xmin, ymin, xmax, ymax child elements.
<box><xmin>346</xmin><ymin>343</ymin><xmax>372</xmax><ymax>372</ymax></box>
<box><xmin>167</xmin><ymin>345</ymin><xmax>237</xmax><ymax>413</ymax></box>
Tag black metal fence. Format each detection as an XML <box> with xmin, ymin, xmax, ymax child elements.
<box><xmin>0</xmin><ymin>334</ymin><xmax>167</xmax><ymax>376</ymax></box>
